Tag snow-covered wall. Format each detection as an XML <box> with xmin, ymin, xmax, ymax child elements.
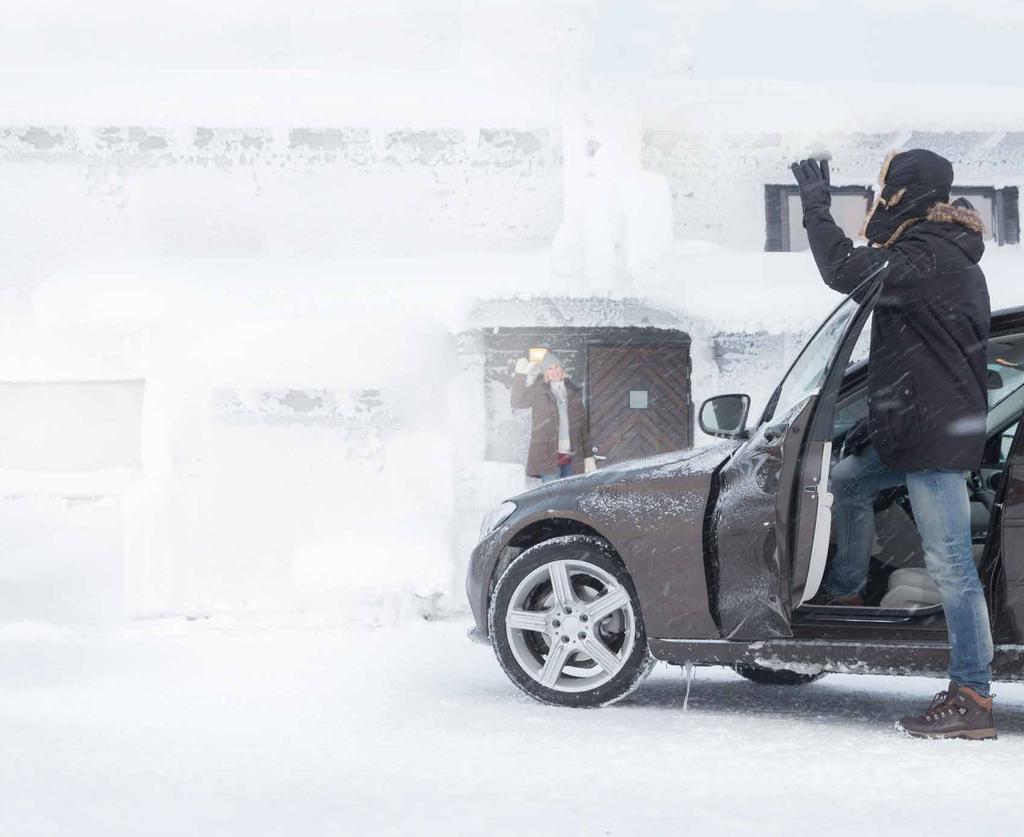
<box><xmin>124</xmin><ymin>317</ymin><xmax>460</xmax><ymax>621</ymax></box>
<box><xmin>3</xmin><ymin>117</ymin><xmax>1024</xmax><ymax>627</ymax></box>
<box><xmin>648</xmin><ymin>129</ymin><xmax>1024</xmax><ymax>248</ymax></box>
<box><xmin>0</xmin><ymin>125</ymin><xmax>561</xmax><ymax>299</ymax></box>
<box><xmin>4</xmin><ymin>124</ymin><xmax>1023</xmax><ymax>303</ymax></box>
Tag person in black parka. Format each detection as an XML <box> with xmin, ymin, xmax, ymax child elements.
<box><xmin>792</xmin><ymin>149</ymin><xmax>996</xmax><ymax>739</ymax></box>
<box><xmin>797</xmin><ymin>150</ymin><xmax>991</xmax><ymax>471</ymax></box>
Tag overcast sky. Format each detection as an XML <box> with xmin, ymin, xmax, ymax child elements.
<box><xmin>0</xmin><ymin>1</ymin><xmax>1020</xmax><ymax>126</ymax></box>
<box><xmin>686</xmin><ymin>0</ymin><xmax>1023</xmax><ymax>86</ymax></box>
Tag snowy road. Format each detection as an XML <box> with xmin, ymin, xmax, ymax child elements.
<box><xmin>3</xmin><ymin>618</ymin><xmax>1024</xmax><ymax>836</ymax></box>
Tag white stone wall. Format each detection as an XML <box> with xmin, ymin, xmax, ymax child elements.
<box><xmin>0</xmin><ymin>125</ymin><xmax>563</xmax><ymax>300</ymax></box>
<box><xmin>4</xmin><ymin>125</ymin><xmax>1022</xmax><ymax>302</ymax></box>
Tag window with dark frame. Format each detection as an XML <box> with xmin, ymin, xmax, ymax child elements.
<box><xmin>950</xmin><ymin>187</ymin><xmax>1020</xmax><ymax>245</ymax></box>
<box><xmin>765</xmin><ymin>183</ymin><xmax>1019</xmax><ymax>250</ymax></box>
<box><xmin>765</xmin><ymin>185</ymin><xmax>872</xmax><ymax>252</ymax></box>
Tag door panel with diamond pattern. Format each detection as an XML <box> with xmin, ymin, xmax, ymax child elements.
<box><xmin>586</xmin><ymin>343</ymin><xmax>692</xmax><ymax>465</ymax></box>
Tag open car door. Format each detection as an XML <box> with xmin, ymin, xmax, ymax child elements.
<box><xmin>996</xmin><ymin>419</ymin><xmax>1024</xmax><ymax>643</ymax></box>
<box><xmin>713</xmin><ymin>282</ymin><xmax>880</xmax><ymax>640</ymax></box>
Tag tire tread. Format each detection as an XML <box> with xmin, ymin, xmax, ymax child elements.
<box><xmin>488</xmin><ymin>535</ymin><xmax>654</xmax><ymax>708</ymax></box>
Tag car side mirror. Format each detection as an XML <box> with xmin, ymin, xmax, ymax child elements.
<box><xmin>699</xmin><ymin>394</ymin><xmax>751</xmax><ymax>440</ymax></box>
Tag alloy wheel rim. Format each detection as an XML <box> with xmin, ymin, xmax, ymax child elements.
<box><xmin>505</xmin><ymin>559</ymin><xmax>636</xmax><ymax>693</ymax></box>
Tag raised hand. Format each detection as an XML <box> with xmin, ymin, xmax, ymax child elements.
<box><xmin>790</xmin><ymin>158</ymin><xmax>832</xmax><ymax>212</ymax></box>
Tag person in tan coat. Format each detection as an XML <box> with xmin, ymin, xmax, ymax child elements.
<box><xmin>510</xmin><ymin>353</ymin><xmax>589</xmax><ymax>481</ymax></box>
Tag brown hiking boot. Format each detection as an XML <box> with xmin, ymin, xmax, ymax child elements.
<box><xmin>896</xmin><ymin>681</ymin><xmax>997</xmax><ymax>740</ymax></box>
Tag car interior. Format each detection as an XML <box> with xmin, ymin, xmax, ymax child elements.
<box><xmin>803</xmin><ymin>328</ymin><xmax>1024</xmax><ymax>614</ymax></box>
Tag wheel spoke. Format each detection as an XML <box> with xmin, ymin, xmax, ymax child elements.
<box><xmin>507</xmin><ymin>609</ymin><xmax>549</xmax><ymax>634</ymax></box>
<box><xmin>539</xmin><ymin>639</ymin><xmax>572</xmax><ymax>687</ymax></box>
<box><xmin>581</xmin><ymin>635</ymin><xmax>623</xmax><ymax>675</ymax></box>
<box><xmin>585</xmin><ymin>586</ymin><xmax>630</xmax><ymax>623</ymax></box>
<box><xmin>548</xmin><ymin>561</ymin><xmax>576</xmax><ymax>608</ymax></box>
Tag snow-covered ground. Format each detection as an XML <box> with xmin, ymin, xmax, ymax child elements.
<box><xmin>4</xmin><ymin>616</ymin><xmax>1024</xmax><ymax>836</ymax></box>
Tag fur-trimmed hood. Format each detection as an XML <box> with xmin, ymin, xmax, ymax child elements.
<box><xmin>917</xmin><ymin>198</ymin><xmax>986</xmax><ymax>264</ymax></box>
<box><xmin>873</xmin><ymin>199</ymin><xmax>986</xmax><ymax>257</ymax></box>
<box><xmin>864</xmin><ymin>148</ymin><xmax>955</xmax><ymax>247</ymax></box>
<box><xmin>926</xmin><ymin>200</ymin><xmax>985</xmax><ymax>234</ymax></box>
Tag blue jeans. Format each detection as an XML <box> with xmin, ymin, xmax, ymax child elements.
<box><xmin>826</xmin><ymin>445</ymin><xmax>993</xmax><ymax>695</ymax></box>
<box><xmin>540</xmin><ymin>463</ymin><xmax>573</xmax><ymax>482</ymax></box>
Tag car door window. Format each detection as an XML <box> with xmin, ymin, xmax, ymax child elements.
<box><xmin>1001</xmin><ymin>422</ymin><xmax>1020</xmax><ymax>463</ymax></box>
<box><xmin>989</xmin><ymin>360</ymin><xmax>1024</xmax><ymax>409</ymax></box>
<box><xmin>763</xmin><ymin>295</ymin><xmax>862</xmax><ymax>425</ymax></box>
<box><xmin>847</xmin><ymin>312</ymin><xmax>872</xmax><ymax>368</ymax></box>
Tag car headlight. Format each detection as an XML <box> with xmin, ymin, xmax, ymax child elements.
<box><xmin>480</xmin><ymin>501</ymin><xmax>517</xmax><ymax>539</ymax></box>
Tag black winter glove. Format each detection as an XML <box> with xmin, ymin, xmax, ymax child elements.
<box><xmin>843</xmin><ymin>416</ymin><xmax>871</xmax><ymax>458</ymax></box>
<box><xmin>790</xmin><ymin>158</ymin><xmax>831</xmax><ymax>213</ymax></box>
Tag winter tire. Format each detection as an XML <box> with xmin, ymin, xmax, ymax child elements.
<box><xmin>488</xmin><ymin>535</ymin><xmax>655</xmax><ymax>708</ymax></box>
<box><xmin>733</xmin><ymin>663</ymin><xmax>827</xmax><ymax>686</ymax></box>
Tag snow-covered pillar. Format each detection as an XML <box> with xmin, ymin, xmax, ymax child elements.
<box><xmin>551</xmin><ymin>86</ymin><xmax>674</xmax><ymax>288</ymax></box>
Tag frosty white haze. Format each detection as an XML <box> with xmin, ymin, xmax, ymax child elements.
<box><xmin>2</xmin><ymin>4</ymin><xmax>1024</xmax><ymax>833</ymax></box>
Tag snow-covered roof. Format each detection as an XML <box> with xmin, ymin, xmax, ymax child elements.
<box><xmin>5</xmin><ymin>3</ymin><xmax>1024</xmax><ymax>132</ymax></box>
<box><xmin>644</xmin><ymin>81</ymin><xmax>1024</xmax><ymax>134</ymax></box>
<box><xmin>8</xmin><ymin>72</ymin><xmax>1024</xmax><ymax>134</ymax></box>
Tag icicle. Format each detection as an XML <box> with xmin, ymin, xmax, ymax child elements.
<box><xmin>683</xmin><ymin>661</ymin><xmax>695</xmax><ymax>711</ymax></box>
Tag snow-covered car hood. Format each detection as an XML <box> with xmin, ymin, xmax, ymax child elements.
<box><xmin>511</xmin><ymin>440</ymin><xmax>739</xmax><ymax>505</ymax></box>
<box><xmin>584</xmin><ymin>440</ymin><xmax>739</xmax><ymax>482</ymax></box>
<box><xmin>502</xmin><ymin>441</ymin><xmax>742</xmax><ymax>541</ymax></box>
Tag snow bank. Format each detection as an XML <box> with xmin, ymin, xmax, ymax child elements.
<box><xmin>6</xmin><ymin>621</ymin><xmax>1024</xmax><ymax>835</ymax></box>
<box><xmin>0</xmin><ymin>494</ymin><xmax>126</xmax><ymax>625</ymax></box>
<box><xmin>118</xmin><ymin>312</ymin><xmax>459</xmax><ymax>620</ymax></box>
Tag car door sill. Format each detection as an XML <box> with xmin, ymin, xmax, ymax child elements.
<box><xmin>648</xmin><ymin>636</ymin><xmax>953</xmax><ymax>675</ymax></box>
<box><xmin>649</xmin><ymin>637</ymin><xmax>1024</xmax><ymax>679</ymax></box>
<box><xmin>794</xmin><ymin>603</ymin><xmax>944</xmax><ymax>624</ymax></box>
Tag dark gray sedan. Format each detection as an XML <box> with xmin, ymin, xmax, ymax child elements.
<box><xmin>467</xmin><ymin>284</ymin><xmax>1024</xmax><ymax>706</ymax></box>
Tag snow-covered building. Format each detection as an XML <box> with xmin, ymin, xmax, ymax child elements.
<box><xmin>3</xmin><ymin>119</ymin><xmax>1022</xmax><ymax>625</ymax></box>
<box><xmin>4</xmin><ymin>2</ymin><xmax>1024</xmax><ymax>626</ymax></box>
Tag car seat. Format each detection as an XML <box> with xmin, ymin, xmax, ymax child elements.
<box><xmin>879</xmin><ymin>500</ymin><xmax>990</xmax><ymax>608</ymax></box>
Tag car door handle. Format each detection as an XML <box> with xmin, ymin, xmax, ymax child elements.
<box><xmin>591</xmin><ymin>447</ymin><xmax>607</xmax><ymax>461</ymax></box>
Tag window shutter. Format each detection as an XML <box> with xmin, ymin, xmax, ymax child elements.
<box><xmin>997</xmin><ymin>187</ymin><xmax>1019</xmax><ymax>245</ymax></box>
<box><xmin>764</xmin><ymin>185</ymin><xmax>784</xmax><ymax>251</ymax></box>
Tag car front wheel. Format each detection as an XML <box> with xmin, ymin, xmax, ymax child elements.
<box><xmin>488</xmin><ymin>535</ymin><xmax>654</xmax><ymax>707</ymax></box>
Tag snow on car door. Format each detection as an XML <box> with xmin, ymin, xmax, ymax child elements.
<box><xmin>713</xmin><ymin>286</ymin><xmax>880</xmax><ymax>639</ymax></box>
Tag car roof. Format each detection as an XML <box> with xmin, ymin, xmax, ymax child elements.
<box><xmin>993</xmin><ymin>306</ymin><xmax>1024</xmax><ymax>333</ymax></box>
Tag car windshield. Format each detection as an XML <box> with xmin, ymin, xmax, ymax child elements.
<box><xmin>763</xmin><ymin>294</ymin><xmax>861</xmax><ymax>424</ymax></box>
<box><xmin>988</xmin><ymin>356</ymin><xmax>1024</xmax><ymax>410</ymax></box>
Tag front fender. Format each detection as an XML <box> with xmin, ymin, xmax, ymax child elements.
<box><xmin>465</xmin><ymin>509</ymin><xmax>627</xmax><ymax>638</ymax></box>
<box><xmin>574</xmin><ymin>447</ymin><xmax>731</xmax><ymax>639</ymax></box>
<box><xmin>466</xmin><ymin>443</ymin><xmax>736</xmax><ymax>642</ymax></box>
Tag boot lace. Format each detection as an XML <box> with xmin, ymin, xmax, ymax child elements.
<box><xmin>921</xmin><ymin>690</ymin><xmax>968</xmax><ymax>723</ymax></box>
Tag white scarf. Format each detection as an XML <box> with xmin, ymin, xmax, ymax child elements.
<box><xmin>551</xmin><ymin>380</ymin><xmax>571</xmax><ymax>454</ymax></box>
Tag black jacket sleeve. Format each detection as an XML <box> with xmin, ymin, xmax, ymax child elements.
<box><xmin>803</xmin><ymin>205</ymin><xmax>891</xmax><ymax>298</ymax></box>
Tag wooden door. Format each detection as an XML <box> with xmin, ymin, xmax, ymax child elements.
<box><xmin>586</xmin><ymin>343</ymin><xmax>692</xmax><ymax>465</ymax></box>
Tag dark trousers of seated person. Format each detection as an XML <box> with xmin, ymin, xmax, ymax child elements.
<box><xmin>826</xmin><ymin>444</ymin><xmax>993</xmax><ymax>695</ymax></box>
